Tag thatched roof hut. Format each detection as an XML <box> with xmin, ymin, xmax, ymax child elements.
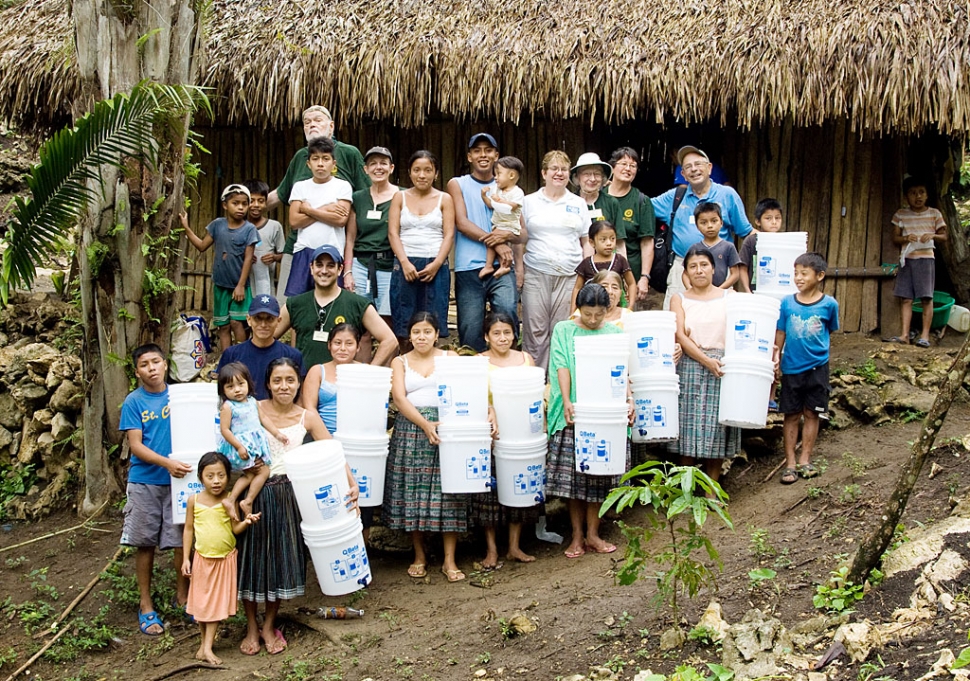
<box><xmin>2</xmin><ymin>0</ymin><xmax>970</xmax><ymax>133</ymax></box>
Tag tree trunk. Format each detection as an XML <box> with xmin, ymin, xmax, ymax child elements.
<box><xmin>847</xmin><ymin>330</ymin><xmax>970</xmax><ymax>584</ymax></box>
<box><xmin>73</xmin><ymin>0</ymin><xmax>200</xmax><ymax>515</ymax></box>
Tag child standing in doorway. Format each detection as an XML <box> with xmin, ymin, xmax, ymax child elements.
<box><xmin>182</xmin><ymin>451</ymin><xmax>261</xmax><ymax>664</ymax></box>
<box><xmin>182</xmin><ymin>185</ymin><xmax>260</xmax><ymax>351</ymax></box>
<box><xmin>245</xmin><ymin>179</ymin><xmax>286</xmax><ymax>298</ymax></box>
<box><xmin>683</xmin><ymin>202</ymin><xmax>740</xmax><ymax>290</ymax></box>
<box><xmin>888</xmin><ymin>177</ymin><xmax>947</xmax><ymax>348</ymax></box>
<box><xmin>739</xmin><ymin>198</ymin><xmax>783</xmax><ymax>293</ymax></box>
<box><xmin>480</xmin><ymin>156</ymin><xmax>525</xmax><ymax>279</ymax></box>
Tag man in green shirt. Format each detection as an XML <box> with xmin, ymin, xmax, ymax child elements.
<box><xmin>267</xmin><ymin>106</ymin><xmax>371</xmax><ymax>301</ymax></box>
<box><xmin>275</xmin><ymin>245</ymin><xmax>398</xmax><ymax>367</ymax></box>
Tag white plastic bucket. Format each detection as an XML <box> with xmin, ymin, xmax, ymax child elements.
<box><xmin>286</xmin><ymin>441</ymin><xmax>356</xmax><ymax>526</ymax></box>
<box><xmin>625</xmin><ymin>311</ymin><xmax>677</xmax><ymax>376</ymax></box>
<box><xmin>336</xmin><ymin>364</ymin><xmax>392</xmax><ymax>435</ymax></box>
<box><xmin>494</xmin><ymin>437</ymin><xmax>547</xmax><ymax>507</ymax></box>
<box><xmin>756</xmin><ymin>232</ymin><xmax>807</xmax><ymax>295</ymax></box>
<box><xmin>435</xmin><ymin>356</ymin><xmax>490</xmax><ymax>423</ymax></box>
<box><xmin>169</xmin><ymin>383</ymin><xmax>219</xmax><ymax>455</ymax></box>
<box><xmin>169</xmin><ymin>451</ymin><xmax>205</xmax><ymax>525</ymax></box>
<box><xmin>948</xmin><ymin>305</ymin><xmax>970</xmax><ymax>333</ymax></box>
<box><xmin>630</xmin><ymin>374</ymin><xmax>680</xmax><ymax>443</ymax></box>
<box><xmin>490</xmin><ymin>366</ymin><xmax>546</xmax><ymax>440</ymax></box>
<box><xmin>724</xmin><ymin>293</ymin><xmax>781</xmax><ymax>359</ymax></box>
<box><xmin>437</xmin><ymin>421</ymin><xmax>493</xmax><ymax>493</ymax></box>
<box><xmin>302</xmin><ymin>517</ymin><xmax>371</xmax><ymax>596</ymax></box>
<box><xmin>573</xmin><ymin>404</ymin><xmax>628</xmax><ymax>476</ymax></box>
<box><xmin>574</xmin><ymin>334</ymin><xmax>630</xmax><ymax>406</ymax></box>
<box><xmin>718</xmin><ymin>356</ymin><xmax>776</xmax><ymax>428</ymax></box>
<box><xmin>335</xmin><ymin>433</ymin><xmax>389</xmax><ymax>507</ymax></box>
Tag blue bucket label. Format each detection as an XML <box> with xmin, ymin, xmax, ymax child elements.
<box><xmin>177</xmin><ymin>481</ymin><xmax>204</xmax><ymax>512</ymax></box>
<box><xmin>529</xmin><ymin>401</ymin><xmax>543</xmax><ymax>433</ymax></box>
<box><xmin>437</xmin><ymin>385</ymin><xmax>452</xmax><ymax>408</ymax></box>
<box><xmin>314</xmin><ymin>484</ymin><xmax>341</xmax><ymax>521</ymax></box>
<box><xmin>330</xmin><ymin>542</ymin><xmax>370</xmax><ymax>583</ymax></box>
<box><xmin>466</xmin><ymin>451</ymin><xmax>490</xmax><ymax>479</ymax></box>
<box><xmin>577</xmin><ymin>433</ymin><xmax>611</xmax><ymax>463</ymax></box>
<box><xmin>513</xmin><ymin>463</ymin><xmax>544</xmax><ymax>495</ymax></box>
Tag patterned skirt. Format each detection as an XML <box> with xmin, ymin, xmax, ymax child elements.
<box><xmin>545</xmin><ymin>426</ymin><xmax>628</xmax><ymax>504</ymax></box>
<box><xmin>237</xmin><ymin>475</ymin><xmax>305</xmax><ymax>603</ymax></box>
<box><xmin>666</xmin><ymin>351</ymin><xmax>741</xmax><ymax>460</ymax></box>
<box><xmin>383</xmin><ymin>409</ymin><xmax>468</xmax><ymax>533</ymax></box>
<box><xmin>468</xmin><ymin>453</ymin><xmax>541</xmax><ymax>527</ymax></box>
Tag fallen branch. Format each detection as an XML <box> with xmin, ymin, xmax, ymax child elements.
<box><xmin>0</xmin><ymin>500</ymin><xmax>110</xmax><ymax>554</ymax></box>
<box><xmin>150</xmin><ymin>662</ymin><xmax>226</xmax><ymax>680</ymax></box>
<box><xmin>763</xmin><ymin>458</ymin><xmax>786</xmax><ymax>483</ymax></box>
<box><xmin>783</xmin><ymin>496</ymin><xmax>809</xmax><ymax>514</ymax></box>
<box><xmin>34</xmin><ymin>545</ymin><xmax>126</xmax><ymax>639</ymax></box>
<box><xmin>4</xmin><ymin>619</ymin><xmax>74</xmax><ymax>681</ymax></box>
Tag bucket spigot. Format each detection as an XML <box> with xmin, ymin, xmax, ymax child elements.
<box><xmin>579</xmin><ymin>461</ymin><xmax>589</xmax><ymax>472</ymax></box>
<box><xmin>358</xmin><ymin>575</ymin><xmax>370</xmax><ymax>587</ymax></box>
<box><xmin>534</xmin><ymin>491</ymin><xmax>545</xmax><ymax>503</ymax></box>
<box><xmin>485</xmin><ymin>477</ymin><xmax>496</xmax><ymax>489</ymax></box>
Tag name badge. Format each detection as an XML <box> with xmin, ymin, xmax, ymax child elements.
<box><xmin>589</xmin><ymin>208</ymin><xmax>604</xmax><ymax>220</ymax></box>
<box><xmin>566</xmin><ymin>205</ymin><xmax>580</xmax><ymax>215</ymax></box>
<box><xmin>689</xmin><ymin>215</ymin><xmax>696</xmax><ymax>225</ymax></box>
<box><xmin>366</xmin><ymin>209</ymin><xmax>382</xmax><ymax>220</ymax></box>
<box><xmin>313</xmin><ymin>330</ymin><xmax>330</xmax><ymax>343</ymax></box>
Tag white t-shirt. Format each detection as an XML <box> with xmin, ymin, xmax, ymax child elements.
<box><xmin>290</xmin><ymin>177</ymin><xmax>354</xmax><ymax>253</ymax></box>
<box><xmin>250</xmin><ymin>219</ymin><xmax>285</xmax><ymax>297</ymax></box>
<box><xmin>521</xmin><ymin>189</ymin><xmax>590</xmax><ymax>276</ymax></box>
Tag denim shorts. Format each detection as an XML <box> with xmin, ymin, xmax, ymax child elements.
<box><xmin>390</xmin><ymin>257</ymin><xmax>451</xmax><ymax>338</ymax></box>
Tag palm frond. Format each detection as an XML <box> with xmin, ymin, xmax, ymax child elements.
<box><xmin>0</xmin><ymin>80</ymin><xmax>209</xmax><ymax>304</ymax></box>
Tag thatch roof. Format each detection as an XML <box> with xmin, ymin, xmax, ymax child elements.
<box><xmin>3</xmin><ymin>0</ymin><xmax>970</xmax><ymax>133</ymax></box>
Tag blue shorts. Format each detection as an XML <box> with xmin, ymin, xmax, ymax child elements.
<box><xmin>390</xmin><ymin>257</ymin><xmax>451</xmax><ymax>338</ymax></box>
<box><xmin>284</xmin><ymin>248</ymin><xmax>315</xmax><ymax>297</ymax></box>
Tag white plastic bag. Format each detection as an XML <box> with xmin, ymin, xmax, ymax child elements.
<box><xmin>169</xmin><ymin>314</ymin><xmax>209</xmax><ymax>382</ymax></box>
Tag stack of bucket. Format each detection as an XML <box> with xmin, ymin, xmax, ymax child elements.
<box><xmin>435</xmin><ymin>356</ymin><xmax>493</xmax><ymax>493</ymax></box>
<box><xmin>718</xmin><ymin>293</ymin><xmax>781</xmax><ymax>428</ymax></box>
<box><xmin>573</xmin><ymin>334</ymin><xmax>629</xmax><ymax>475</ymax></box>
<box><xmin>490</xmin><ymin>366</ymin><xmax>547</xmax><ymax>507</ymax></box>
<box><xmin>168</xmin><ymin>383</ymin><xmax>220</xmax><ymax>524</ymax></box>
<box><xmin>755</xmin><ymin>231</ymin><xmax>808</xmax><ymax>300</ymax></box>
<box><xmin>287</xmin><ymin>440</ymin><xmax>371</xmax><ymax>596</ymax></box>
<box><xmin>333</xmin><ymin>364</ymin><xmax>392</xmax><ymax>507</ymax></box>
<box><xmin>625</xmin><ymin>311</ymin><xmax>680</xmax><ymax>443</ymax></box>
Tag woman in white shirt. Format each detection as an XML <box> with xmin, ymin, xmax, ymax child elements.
<box><xmin>388</xmin><ymin>150</ymin><xmax>456</xmax><ymax>346</ymax></box>
<box><xmin>519</xmin><ymin>151</ymin><xmax>591</xmax><ymax>370</ymax></box>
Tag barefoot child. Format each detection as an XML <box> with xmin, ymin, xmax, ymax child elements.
<box><xmin>182</xmin><ymin>452</ymin><xmax>261</xmax><ymax>664</ymax></box>
<box><xmin>775</xmin><ymin>252</ymin><xmax>839</xmax><ymax>485</ymax></box>
<box><xmin>216</xmin><ymin>363</ymin><xmax>286</xmax><ymax>518</ymax></box>
<box><xmin>682</xmin><ymin>202</ymin><xmax>741</xmax><ymax>290</ymax></box>
<box><xmin>480</xmin><ymin>156</ymin><xmax>525</xmax><ymax>279</ymax></box>
<box><xmin>571</xmin><ymin>221</ymin><xmax>637</xmax><ymax>311</ymax></box>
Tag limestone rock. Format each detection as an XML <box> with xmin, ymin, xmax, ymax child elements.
<box><xmin>10</xmin><ymin>377</ymin><xmax>49</xmax><ymax>407</ymax></box>
<box><xmin>897</xmin><ymin>364</ymin><xmax>918</xmax><ymax>386</ymax></box>
<box><xmin>49</xmin><ymin>380</ymin><xmax>83</xmax><ymax>414</ymax></box>
<box><xmin>788</xmin><ymin>615</ymin><xmax>832</xmax><ymax>647</ymax></box>
<box><xmin>0</xmin><ymin>392</ymin><xmax>22</xmax><ymax>429</ymax></box>
<box><xmin>589</xmin><ymin>667</ymin><xmax>618</xmax><ymax>680</ymax></box>
<box><xmin>50</xmin><ymin>412</ymin><xmax>75</xmax><ymax>442</ymax></box>
<box><xmin>879</xmin><ymin>382</ymin><xmax>935</xmax><ymax>415</ymax></box>
<box><xmin>0</xmin><ymin>425</ymin><xmax>12</xmax><ymax>449</ymax></box>
<box><xmin>916</xmin><ymin>372</ymin><xmax>944</xmax><ymax>390</ymax></box>
<box><xmin>834</xmin><ymin>622</ymin><xmax>882</xmax><ymax>662</ymax></box>
<box><xmin>721</xmin><ymin>609</ymin><xmax>791</xmax><ymax>680</ymax></box>
<box><xmin>508</xmin><ymin>614</ymin><xmax>537</xmax><ymax>636</ymax></box>
<box><xmin>560</xmin><ymin>676</ymin><xmax>586</xmax><ymax>681</ymax></box>
<box><xmin>31</xmin><ymin>409</ymin><xmax>53</xmax><ymax>429</ymax></box>
<box><xmin>696</xmin><ymin>600</ymin><xmax>730</xmax><ymax>642</ymax></box>
<box><xmin>923</xmin><ymin>548</ymin><xmax>967</xmax><ymax>588</ymax></box>
<box><xmin>659</xmin><ymin>627</ymin><xmax>686</xmax><ymax>650</ymax></box>
<box><xmin>45</xmin><ymin>355</ymin><xmax>80</xmax><ymax>389</ymax></box>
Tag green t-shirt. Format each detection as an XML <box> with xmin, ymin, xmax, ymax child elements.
<box><xmin>285</xmin><ymin>289</ymin><xmax>373</xmax><ymax>366</ymax></box>
<box><xmin>351</xmin><ymin>189</ymin><xmax>395</xmax><ymax>265</ymax></box>
<box><xmin>612</xmin><ymin>187</ymin><xmax>655</xmax><ymax>280</ymax></box>
<box><xmin>277</xmin><ymin>141</ymin><xmax>371</xmax><ymax>254</ymax></box>
<box><xmin>547</xmin><ymin>319</ymin><xmax>623</xmax><ymax>436</ymax></box>
<box><xmin>586</xmin><ymin>191</ymin><xmax>621</xmax><ymax>235</ymax></box>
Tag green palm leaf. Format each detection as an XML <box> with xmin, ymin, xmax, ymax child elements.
<box><xmin>0</xmin><ymin>80</ymin><xmax>210</xmax><ymax>304</ymax></box>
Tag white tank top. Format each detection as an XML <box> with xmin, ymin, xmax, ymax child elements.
<box><xmin>402</xmin><ymin>353</ymin><xmax>441</xmax><ymax>408</ymax></box>
<box><xmin>399</xmin><ymin>193</ymin><xmax>444</xmax><ymax>258</ymax></box>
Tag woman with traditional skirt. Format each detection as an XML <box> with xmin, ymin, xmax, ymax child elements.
<box><xmin>546</xmin><ymin>283</ymin><xmax>632</xmax><ymax>559</ymax></box>
<box><xmin>666</xmin><ymin>243</ymin><xmax>741</xmax><ymax>484</ymax></box>
<box><xmin>237</xmin><ymin>357</ymin><xmax>359</xmax><ymax>656</ymax></box>
<box><xmin>383</xmin><ymin>312</ymin><xmax>467</xmax><ymax>582</ymax></box>
<box><xmin>471</xmin><ymin>311</ymin><xmax>538</xmax><ymax>568</ymax></box>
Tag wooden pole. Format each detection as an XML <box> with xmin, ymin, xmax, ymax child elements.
<box><xmin>4</xmin><ymin>620</ymin><xmax>73</xmax><ymax>681</ymax></box>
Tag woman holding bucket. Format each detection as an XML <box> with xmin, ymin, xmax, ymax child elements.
<box><xmin>301</xmin><ymin>322</ymin><xmax>361</xmax><ymax>434</ymax></box>
<box><xmin>472</xmin><ymin>311</ymin><xmax>538</xmax><ymax>567</ymax></box>
<box><xmin>237</xmin><ymin>357</ymin><xmax>359</xmax><ymax>656</ymax></box>
<box><xmin>573</xmin><ymin>270</ymin><xmax>632</xmax><ymax>329</ymax></box>
<box><xmin>547</xmin><ymin>283</ymin><xmax>631</xmax><ymax>559</ymax></box>
<box><xmin>667</xmin><ymin>244</ymin><xmax>741</xmax><ymax>483</ymax></box>
<box><xmin>383</xmin><ymin>312</ymin><xmax>468</xmax><ymax>582</ymax></box>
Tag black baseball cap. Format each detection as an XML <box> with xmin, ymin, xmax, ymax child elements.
<box><xmin>468</xmin><ymin>133</ymin><xmax>498</xmax><ymax>150</ymax></box>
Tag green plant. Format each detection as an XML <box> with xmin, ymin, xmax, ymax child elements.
<box><xmin>889</xmin><ymin>523</ymin><xmax>909</xmax><ymax>550</ymax></box>
<box><xmin>748</xmin><ymin>568</ymin><xmax>777</xmax><ymax>590</ymax></box>
<box><xmin>601</xmin><ymin>461</ymin><xmax>732</xmax><ymax>617</ymax></box>
<box><xmin>5</xmin><ymin>556</ymin><xmax>27</xmax><ymax>569</ymax></box>
<box><xmin>604</xmin><ymin>654</ymin><xmax>627</xmax><ymax>673</ymax></box>
<box><xmin>840</xmin><ymin>483</ymin><xmax>862</xmax><ymax>504</ymax></box>
<box><xmin>826</xmin><ymin>516</ymin><xmax>847</xmax><ymax>538</ymax></box>
<box><xmin>899</xmin><ymin>408</ymin><xmax>926</xmax><ymax>424</ymax></box>
<box><xmin>807</xmin><ymin>486</ymin><xmax>824</xmax><ymax>500</ymax></box>
<box><xmin>772</xmin><ymin>548</ymin><xmax>792</xmax><ymax>570</ymax></box>
<box><xmin>0</xmin><ymin>647</ymin><xmax>17</xmax><ymax>670</ymax></box>
<box><xmin>617</xmin><ymin>610</ymin><xmax>633</xmax><ymax>628</ymax></box>
<box><xmin>840</xmin><ymin>452</ymin><xmax>870</xmax><ymax>477</ymax></box>
<box><xmin>855</xmin><ymin>359</ymin><xmax>882</xmax><ymax>384</ymax></box>
<box><xmin>499</xmin><ymin>618</ymin><xmax>517</xmax><ymax>640</ymax></box>
<box><xmin>44</xmin><ymin>608</ymin><xmax>118</xmax><ymax>663</ymax></box>
<box><xmin>814</xmin><ymin>456</ymin><xmax>830</xmax><ymax>473</ymax></box>
<box><xmin>748</xmin><ymin>527</ymin><xmax>775</xmax><ymax>559</ymax></box>
<box><xmin>0</xmin><ymin>463</ymin><xmax>36</xmax><ymax>520</ymax></box>
<box><xmin>954</xmin><ymin>629</ymin><xmax>970</xmax><ymax>669</ymax></box>
<box><xmin>687</xmin><ymin>625</ymin><xmax>719</xmax><ymax>646</ymax></box>
<box><xmin>947</xmin><ymin>474</ymin><xmax>961</xmax><ymax>496</ymax></box>
<box><xmin>813</xmin><ymin>566</ymin><xmax>864</xmax><ymax>613</ymax></box>
<box><xmin>867</xmin><ymin>568</ymin><xmax>885</xmax><ymax>586</ymax></box>
<box><xmin>476</xmin><ymin>651</ymin><xmax>491</xmax><ymax>665</ymax></box>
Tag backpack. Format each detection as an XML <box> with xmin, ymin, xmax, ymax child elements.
<box><xmin>168</xmin><ymin>314</ymin><xmax>212</xmax><ymax>383</ymax></box>
<box><xmin>647</xmin><ymin>185</ymin><xmax>688</xmax><ymax>294</ymax></box>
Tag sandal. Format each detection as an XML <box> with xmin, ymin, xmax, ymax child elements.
<box><xmin>138</xmin><ymin>610</ymin><xmax>165</xmax><ymax>636</ymax></box>
<box><xmin>885</xmin><ymin>336</ymin><xmax>909</xmax><ymax>344</ymax></box>
<box><xmin>797</xmin><ymin>463</ymin><xmax>820</xmax><ymax>479</ymax></box>
<box><xmin>564</xmin><ymin>545</ymin><xmax>586</xmax><ymax>559</ymax></box>
<box><xmin>585</xmin><ymin>542</ymin><xmax>617</xmax><ymax>554</ymax></box>
<box><xmin>915</xmin><ymin>338</ymin><xmax>931</xmax><ymax>348</ymax></box>
<box><xmin>407</xmin><ymin>563</ymin><xmax>427</xmax><ymax>578</ymax></box>
<box><xmin>780</xmin><ymin>467</ymin><xmax>798</xmax><ymax>485</ymax></box>
<box><xmin>260</xmin><ymin>628</ymin><xmax>287</xmax><ymax>655</ymax></box>
<box><xmin>239</xmin><ymin>638</ymin><xmax>261</xmax><ymax>656</ymax></box>
<box><xmin>441</xmin><ymin>568</ymin><xmax>466</xmax><ymax>583</ymax></box>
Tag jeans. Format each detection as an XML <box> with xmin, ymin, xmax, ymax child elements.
<box><xmin>454</xmin><ymin>268</ymin><xmax>519</xmax><ymax>352</ymax></box>
<box><xmin>352</xmin><ymin>258</ymin><xmax>392</xmax><ymax>316</ymax></box>
<box><xmin>390</xmin><ymin>256</ymin><xmax>451</xmax><ymax>338</ymax></box>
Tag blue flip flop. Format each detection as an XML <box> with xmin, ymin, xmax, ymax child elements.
<box><xmin>172</xmin><ymin>598</ymin><xmax>195</xmax><ymax>624</ymax></box>
<box><xmin>138</xmin><ymin>610</ymin><xmax>165</xmax><ymax>636</ymax></box>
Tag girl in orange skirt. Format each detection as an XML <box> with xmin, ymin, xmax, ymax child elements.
<box><xmin>182</xmin><ymin>452</ymin><xmax>261</xmax><ymax>664</ymax></box>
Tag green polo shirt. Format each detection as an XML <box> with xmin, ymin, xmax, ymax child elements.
<box><xmin>612</xmin><ymin>187</ymin><xmax>655</xmax><ymax>280</ymax></box>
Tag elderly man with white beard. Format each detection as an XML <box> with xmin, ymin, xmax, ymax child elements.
<box><xmin>267</xmin><ymin>106</ymin><xmax>370</xmax><ymax>302</ymax></box>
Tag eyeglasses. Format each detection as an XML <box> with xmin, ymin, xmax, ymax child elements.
<box><xmin>682</xmin><ymin>162</ymin><xmax>710</xmax><ymax>171</ymax></box>
<box><xmin>614</xmin><ymin>161</ymin><xmax>638</xmax><ymax>169</ymax></box>
<box><xmin>546</xmin><ymin>166</ymin><xmax>569</xmax><ymax>173</ymax></box>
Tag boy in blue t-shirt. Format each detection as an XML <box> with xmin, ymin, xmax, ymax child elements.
<box><xmin>119</xmin><ymin>344</ymin><xmax>193</xmax><ymax>636</ymax></box>
<box><xmin>774</xmin><ymin>252</ymin><xmax>840</xmax><ymax>485</ymax></box>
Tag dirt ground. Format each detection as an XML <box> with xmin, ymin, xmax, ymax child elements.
<box><xmin>2</xmin><ymin>333</ymin><xmax>970</xmax><ymax>681</ymax></box>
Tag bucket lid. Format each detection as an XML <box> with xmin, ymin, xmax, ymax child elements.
<box><xmin>625</xmin><ymin>311</ymin><xmax>677</xmax><ymax>327</ymax></box>
<box><xmin>574</xmin><ymin>335</ymin><xmax>628</xmax><ymax>349</ymax></box>
<box><xmin>300</xmin><ymin>515</ymin><xmax>362</xmax><ymax>538</ymax></box>
<box><xmin>337</xmin><ymin>364</ymin><xmax>392</xmax><ymax>382</ymax></box>
<box><xmin>437</xmin><ymin>421</ymin><xmax>493</xmax><ymax>436</ymax></box>
<box><xmin>286</xmin><ymin>440</ymin><xmax>347</xmax><ymax>469</ymax></box>
<box><xmin>630</xmin><ymin>374</ymin><xmax>680</xmax><ymax>386</ymax></box>
<box><xmin>721</xmin><ymin>356</ymin><xmax>775</xmax><ymax>370</ymax></box>
<box><xmin>489</xmin><ymin>366</ymin><xmax>545</xmax><ymax>384</ymax></box>
<box><xmin>724</xmin><ymin>292</ymin><xmax>781</xmax><ymax>312</ymax></box>
<box><xmin>494</xmin><ymin>437</ymin><xmax>548</xmax><ymax>453</ymax></box>
<box><xmin>335</xmin><ymin>433</ymin><xmax>390</xmax><ymax>446</ymax></box>
<box><xmin>169</xmin><ymin>383</ymin><xmax>218</xmax><ymax>397</ymax></box>
<box><xmin>573</xmin><ymin>403</ymin><xmax>629</xmax><ymax>415</ymax></box>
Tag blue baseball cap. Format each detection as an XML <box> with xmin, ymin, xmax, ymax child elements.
<box><xmin>311</xmin><ymin>244</ymin><xmax>344</xmax><ymax>264</ymax></box>
<box><xmin>248</xmin><ymin>294</ymin><xmax>280</xmax><ymax>317</ymax></box>
<box><xmin>468</xmin><ymin>132</ymin><xmax>498</xmax><ymax>150</ymax></box>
